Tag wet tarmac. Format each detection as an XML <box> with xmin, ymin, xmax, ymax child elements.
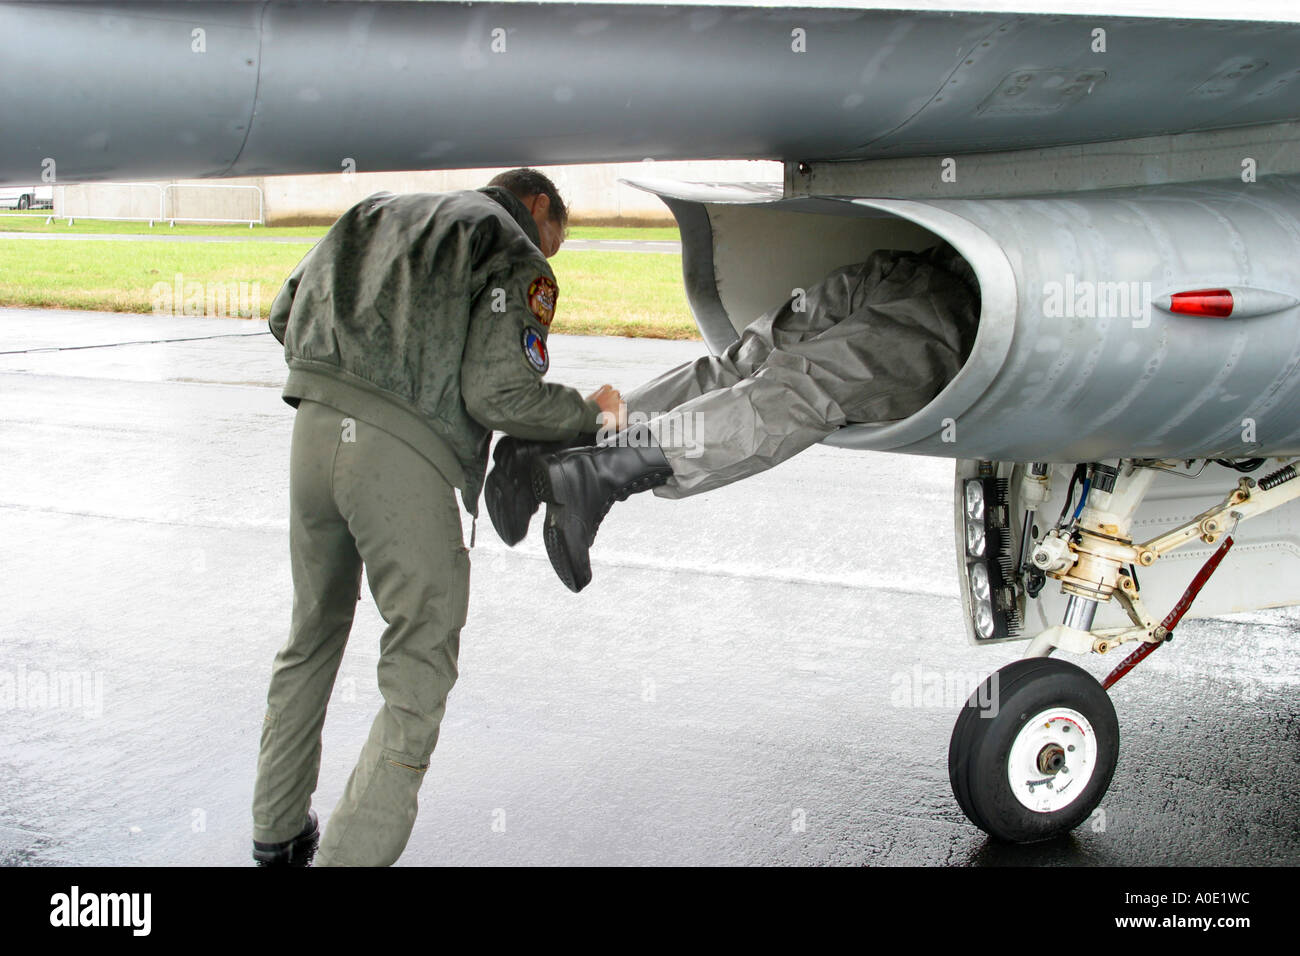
<box><xmin>1</xmin><ymin>307</ymin><xmax>1296</xmax><ymax>866</ymax></box>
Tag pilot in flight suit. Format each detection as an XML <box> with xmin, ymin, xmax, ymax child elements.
<box><xmin>486</xmin><ymin>245</ymin><xmax>979</xmax><ymax>592</ymax></box>
<box><xmin>251</xmin><ymin>173</ymin><xmax>610</xmax><ymax>866</ymax></box>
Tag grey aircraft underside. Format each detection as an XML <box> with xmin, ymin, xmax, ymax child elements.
<box><xmin>4</xmin><ymin>0</ymin><xmax>1299</xmax><ymax>846</ymax></box>
<box><xmin>4</xmin><ymin>2</ymin><xmax>1300</xmax><ymax>178</ymax></box>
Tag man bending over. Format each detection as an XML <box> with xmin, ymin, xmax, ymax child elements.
<box><xmin>485</xmin><ymin>244</ymin><xmax>979</xmax><ymax>592</ymax></box>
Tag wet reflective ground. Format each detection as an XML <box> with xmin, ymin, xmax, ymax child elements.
<box><xmin>1</xmin><ymin>308</ymin><xmax>1296</xmax><ymax>866</ymax></box>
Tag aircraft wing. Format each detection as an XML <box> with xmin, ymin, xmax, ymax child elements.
<box><xmin>3</xmin><ymin>1</ymin><xmax>1300</xmax><ymax>183</ymax></box>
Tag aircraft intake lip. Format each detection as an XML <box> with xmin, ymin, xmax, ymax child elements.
<box><xmin>635</xmin><ymin>174</ymin><xmax>1300</xmax><ymax>460</ymax></box>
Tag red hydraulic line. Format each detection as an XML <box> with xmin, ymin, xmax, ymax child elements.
<box><xmin>1102</xmin><ymin>534</ymin><xmax>1235</xmax><ymax>690</ymax></box>
<box><xmin>1101</xmin><ymin>638</ymin><xmax>1161</xmax><ymax>690</ymax></box>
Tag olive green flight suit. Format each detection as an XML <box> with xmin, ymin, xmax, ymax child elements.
<box><xmin>253</xmin><ymin>187</ymin><xmax>599</xmax><ymax>866</ymax></box>
<box><xmin>254</xmin><ymin>398</ymin><xmax>468</xmax><ymax>866</ymax></box>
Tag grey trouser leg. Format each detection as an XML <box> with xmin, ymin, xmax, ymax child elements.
<box><xmin>621</xmin><ymin>298</ymin><xmax>845</xmax><ymax>499</ymax></box>
<box><xmin>252</xmin><ymin>399</ymin><xmax>469</xmax><ymax>866</ymax></box>
<box><xmin>621</xmin><ymin>343</ymin><xmax>750</xmax><ymax>415</ymax></box>
<box><xmin>640</xmin><ymin>350</ymin><xmax>846</xmax><ymax>498</ymax></box>
<box><xmin>620</xmin><ymin>250</ymin><xmax>976</xmax><ymax>498</ymax></box>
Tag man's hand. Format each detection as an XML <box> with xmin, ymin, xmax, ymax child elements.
<box><xmin>587</xmin><ymin>384</ymin><xmax>626</xmax><ymax>432</ymax></box>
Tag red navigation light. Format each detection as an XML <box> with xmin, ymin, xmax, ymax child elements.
<box><xmin>1167</xmin><ymin>289</ymin><xmax>1234</xmax><ymax>317</ymax></box>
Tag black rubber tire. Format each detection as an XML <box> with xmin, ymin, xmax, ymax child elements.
<box><xmin>948</xmin><ymin>657</ymin><xmax>1119</xmax><ymax>843</ymax></box>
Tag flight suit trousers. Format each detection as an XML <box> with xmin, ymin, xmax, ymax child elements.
<box><xmin>251</xmin><ymin>399</ymin><xmax>469</xmax><ymax>866</ymax></box>
<box><xmin>620</xmin><ymin>324</ymin><xmax>845</xmax><ymax>499</ymax></box>
<box><xmin>620</xmin><ymin>250</ymin><xmax>975</xmax><ymax>498</ymax></box>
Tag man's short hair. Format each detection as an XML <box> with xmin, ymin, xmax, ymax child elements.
<box><xmin>487</xmin><ymin>168</ymin><xmax>568</xmax><ymax>229</ymax></box>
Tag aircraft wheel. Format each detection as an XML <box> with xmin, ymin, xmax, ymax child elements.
<box><xmin>948</xmin><ymin>657</ymin><xmax>1118</xmax><ymax>843</ymax></box>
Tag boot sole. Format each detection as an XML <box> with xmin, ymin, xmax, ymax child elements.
<box><xmin>484</xmin><ymin>474</ymin><xmax>536</xmax><ymax>547</ymax></box>
<box><xmin>530</xmin><ymin>456</ymin><xmax>554</xmax><ymax>506</ymax></box>
<box><xmin>543</xmin><ymin>518</ymin><xmax>584</xmax><ymax>593</ymax></box>
<box><xmin>532</xmin><ymin>460</ymin><xmax>588</xmax><ymax>593</ymax></box>
<box><xmin>485</xmin><ymin>440</ymin><xmax>547</xmax><ymax>547</ymax></box>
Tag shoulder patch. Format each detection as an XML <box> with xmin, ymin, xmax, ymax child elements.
<box><xmin>527</xmin><ymin>275</ymin><xmax>558</xmax><ymax>327</ymax></box>
<box><xmin>521</xmin><ymin>326</ymin><xmax>549</xmax><ymax>373</ymax></box>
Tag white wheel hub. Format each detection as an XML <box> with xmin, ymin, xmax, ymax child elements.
<box><xmin>1006</xmin><ymin>707</ymin><xmax>1098</xmax><ymax>813</ymax></box>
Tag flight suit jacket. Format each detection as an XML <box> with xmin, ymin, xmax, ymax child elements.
<box><xmin>268</xmin><ymin>186</ymin><xmax>600</xmax><ymax>514</ymax></box>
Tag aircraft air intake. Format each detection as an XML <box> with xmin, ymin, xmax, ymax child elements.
<box><xmin>626</xmin><ymin>175</ymin><xmax>1300</xmax><ymax>463</ymax></box>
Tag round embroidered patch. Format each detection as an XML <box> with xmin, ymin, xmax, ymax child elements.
<box><xmin>527</xmin><ymin>275</ymin><xmax>558</xmax><ymax>326</ymax></box>
<box><xmin>522</xmin><ymin>326</ymin><xmax>548</xmax><ymax>373</ymax></box>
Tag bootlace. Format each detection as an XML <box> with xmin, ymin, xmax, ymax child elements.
<box><xmin>594</xmin><ymin>472</ymin><xmax>670</xmax><ymax>529</ymax></box>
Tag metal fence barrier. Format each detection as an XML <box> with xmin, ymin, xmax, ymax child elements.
<box><xmin>3</xmin><ymin>182</ymin><xmax>265</xmax><ymax>228</ymax></box>
<box><xmin>42</xmin><ymin>182</ymin><xmax>166</xmax><ymax>225</ymax></box>
<box><xmin>161</xmin><ymin>183</ymin><xmax>263</xmax><ymax>227</ymax></box>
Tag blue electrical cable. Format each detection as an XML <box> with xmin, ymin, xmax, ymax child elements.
<box><xmin>1072</xmin><ymin>478</ymin><xmax>1092</xmax><ymax>522</ymax></box>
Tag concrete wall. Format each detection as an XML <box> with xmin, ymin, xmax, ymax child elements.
<box><xmin>54</xmin><ymin>161</ymin><xmax>781</xmax><ymax>226</ymax></box>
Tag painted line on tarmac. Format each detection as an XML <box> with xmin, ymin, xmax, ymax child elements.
<box><xmin>0</xmin><ymin>330</ymin><xmax>271</xmax><ymax>355</ymax></box>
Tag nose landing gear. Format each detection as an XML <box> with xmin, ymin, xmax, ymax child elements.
<box><xmin>950</xmin><ymin>456</ymin><xmax>1300</xmax><ymax>843</ymax></box>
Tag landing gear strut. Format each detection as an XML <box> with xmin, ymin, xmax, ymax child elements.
<box><xmin>948</xmin><ymin>457</ymin><xmax>1300</xmax><ymax>843</ymax></box>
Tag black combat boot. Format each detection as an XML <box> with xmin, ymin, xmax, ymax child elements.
<box><xmin>252</xmin><ymin>808</ymin><xmax>319</xmax><ymax>866</ymax></box>
<box><xmin>485</xmin><ymin>433</ymin><xmax>597</xmax><ymax>546</ymax></box>
<box><xmin>531</xmin><ymin>426</ymin><xmax>672</xmax><ymax>592</ymax></box>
